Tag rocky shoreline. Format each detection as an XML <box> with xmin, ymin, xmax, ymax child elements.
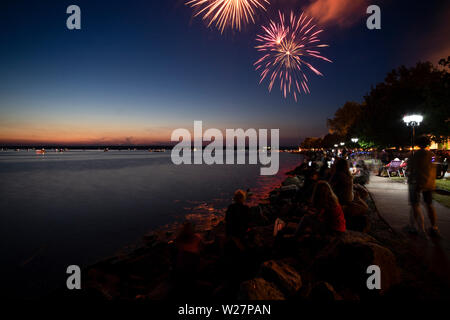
<box><xmin>57</xmin><ymin>164</ymin><xmax>450</xmax><ymax>301</ymax></box>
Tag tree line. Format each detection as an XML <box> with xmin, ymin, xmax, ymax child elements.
<box><xmin>301</xmin><ymin>57</ymin><xmax>450</xmax><ymax>149</ymax></box>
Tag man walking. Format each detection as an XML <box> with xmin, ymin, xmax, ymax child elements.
<box><xmin>407</xmin><ymin>135</ymin><xmax>440</xmax><ymax>237</ymax></box>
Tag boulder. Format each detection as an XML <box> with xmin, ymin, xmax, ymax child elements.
<box><xmin>282</xmin><ymin>176</ymin><xmax>303</xmax><ymax>188</ymax></box>
<box><xmin>345</xmin><ymin>215</ymin><xmax>371</xmax><ymax>233</ymax></box>
<box><xmin>309</xmin><ymin>282</ymin><xmax>341</xmax><ymax>301</ymax></box>
<box><xmin>247</xmin><ymin>225</ymin><xmax>276</xmax><ymax>252</ymax></box>
<box><xmin>285</xmin><ymin>222</ymin><xmax>299</xmax><ymax>233</ymax></box>
<box><xmin>313</xmin><ymin>231</ymin><xmax>399</xmax><ymax>295</ymax></box>
<box><xmin>249</xmin><ymin>206</ymin><xmax>270</xmax><ymax>226</ymax></box>
<box><xmin>259</xmin><ymin>260</ymin><xmax>302</xmax><ymax>295</ymax></box>
<box><xmin>280</xmin><ymin>184</ymin><xmax>298</xmax><ymax>198</ymax></box>
<box><xmin>146</xmin><ymin>279</ymin><xmax>172</xmax><ymax>300</ymax></box>
<box><xmin>238</xmin><ymin>278</ymin><xmax>285</xmax><ymax>300</ymax></box>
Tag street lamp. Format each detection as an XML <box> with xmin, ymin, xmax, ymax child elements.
<box><xmin>340</xmin><ymin>142</ymin><xmax>345</xmax><ymax>146</ymax></box>
<box><xmin>403</xmin><ymin>114</ymin><xmax>423</xmax><ymax>153</ymax></box>
<box><xmin>334</xmin><ymin>144</ymin><xmax>338</xmax><ymax>148</ymax></box>
<box><xmin>351</xmin><ymin>138</ymin><xmax>359</xmax><ymax>143</ymax></box>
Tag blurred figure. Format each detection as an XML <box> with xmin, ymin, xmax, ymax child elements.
<box><xmin>319</xmin><ymin>160</ymin><xmax>331</xmax><ymax>181</ymax></box>
<box><xmin>301</xmin><ymin>169</ymin><xmax>320</xmax><ymax>203</ymax></box>
<box><xmin>354</xmin><ymin>160</ymin><xmax>370</xmax><ymax>185</ymax></box>
<box><xmin>173</xmin><ymin>222</ymin><xmax>204</xmax><ymax>296</ymax></box>
<box><xmin>330</xmin><ymin>158</ymin><xmax>369</xmax><ymax>231</ymax></box>
<box><xmin>407</xmin><ymin>136</ymin><xmax>439</xmax><ymax>237</ymax></box>
<box><xmin>330</xmin><ymin>158</ymin><xmax>354</xmax><ymax>204</ymax></box>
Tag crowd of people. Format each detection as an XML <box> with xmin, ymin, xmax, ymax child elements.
<box><xmin>170</xmin><ymin>137</ymin><xmax>446</xmax><ymax>295</ymax></box>
<box><xmin>220</xmin><ymin>150</ymin><xmax>374</xmax><ymax>259</ymax></box>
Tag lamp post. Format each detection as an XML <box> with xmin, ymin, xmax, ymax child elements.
<box><xmin>351</xmin><ymin>138</ymin><xmax>359</xmax><ymax>151</ymax></box>
<box><xmin>403</xmin><ymin>114</ymin><xmax>423</xmax><ymax>154</ymax></box>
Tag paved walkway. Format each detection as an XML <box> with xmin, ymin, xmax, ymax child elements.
<box><xmin>366</xmin><ymin>175</ymin><xmax>450</xmax><ymax>277</ymax></box>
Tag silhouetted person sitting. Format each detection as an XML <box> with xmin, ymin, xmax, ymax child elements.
<box><xmin>225</xmin><ymin>189</ymin><xmax>250</xmax><ymax>239</ymax></box>
<box><xmin>300</xmin><ymin>169</ymin><xmax>319</xmax><ymax>203</ymax></box>
<box><xmin>224</xmin><ymin>190</ymin><xmax>252</xmax><ymax>279</ymax></box>
<box><xmin>319</xmin><ymin>161</ymin><xmax>331</xmax><ymax>181</ymax></box>
<box><xmin>407</xmin><ymin>135</ymin><xmax>439</xmax><ymax>237</ymax></box>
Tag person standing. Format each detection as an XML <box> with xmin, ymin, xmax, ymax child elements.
<box><xmin>407</xmin><ymin>135</ymin><xmax>439</xmax><ymax>237</ymax></box>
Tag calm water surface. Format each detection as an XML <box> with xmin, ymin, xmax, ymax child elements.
<box><xmin>0</xmin><ymin>150</ymin><xmax>302</xmax><ymax>298</ymax></box>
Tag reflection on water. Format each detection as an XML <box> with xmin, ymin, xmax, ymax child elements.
<box><xmin>0</xmin><ymin>150</ymin><xmax>302</xmax><ymax>298</ymax></box>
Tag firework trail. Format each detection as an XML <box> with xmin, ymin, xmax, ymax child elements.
<box><xmin>186</xmin><ymin>0</ymin><xmax>270</xmax><ymax>33</ymax></box>
<box><xmin>254</xmin><ymin>11</ymin><xmax>332</xmax><ymax>101</ymax></box>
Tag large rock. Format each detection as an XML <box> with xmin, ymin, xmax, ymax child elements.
<box><xmin>313</xmin><ymin>231</ymin><xmax>399</xmax><ymax>295</ymax></box>
<box><xmin>282</xmin><ymin>176</ymin><xmax>303</xmax><ymax>188</ymax></box>
<box><xmin>279</xmin><ymin>185</ymin><xmax>298</xmax><ymax>198</ymax></box>
<box><xmin>246</xmin><ymin>225</ymin><xmax>276</xmax><ymax>252</ymax></box>
<box><xmin>309</xmin><ymin>281</ymin><xmax>341</xmax><ymax>301</ymax></box>
<box><xmin>238</xmin><ymin>278</ymin><xmax>285</xmax><ymax>300</ymax></box>
<box><xmin>249</xmin><ymin>206</ymin><xmax>270</xmax><ymax>226</ymax></box>
<box><xmin>259</xmin><ymin>260</ymin><xmax>302</xmax><ymax>295</ymax></box>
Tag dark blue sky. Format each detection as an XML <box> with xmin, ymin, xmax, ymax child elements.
<box><xmin>0</xmin><ymin>0</ymin><xmax>448</xmax><ymax>145</ymax></box>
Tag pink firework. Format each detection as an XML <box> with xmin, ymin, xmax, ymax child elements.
<box><xmin>255</xmin><ymin>11</ymin><xmax>332</xmax><ymax>101</ymax></box>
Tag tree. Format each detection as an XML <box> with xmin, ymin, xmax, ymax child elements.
<box><xmin>326</xmin><ymin>102</ymin><xmax>364</xmax><ymax>137</ymax></box>
<box><xmin>300</xmin><ymin>137</ymin><xmax>323</xmax><ymax>149</ymax></box>
<box><xmin>321</xmin><ymin>133</ymin><xmax>342</xmax><ymax>148</ymax></box>
<box><xmin>353</xmin><ymin>60</ymin><xmax>450</xmax><ymax>148</ymax></box>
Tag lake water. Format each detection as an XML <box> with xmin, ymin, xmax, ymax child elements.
<box><xmin>0</xmin><ymin>150</ymin><xmax>302</xmax><ymax>298</ymax></box>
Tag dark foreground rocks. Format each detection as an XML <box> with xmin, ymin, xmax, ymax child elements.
<box><xmin>238</xmin><ymin>278</ymin><xmax>285</xmax><ymax>300</ymax></box>
<box><xmin>313</xmin><ymin>231</ymin><xmax>399</xmax><ymax>296</ymax></box>
<box><xmin>54</xmin><ymin>166</ymin><xmax>450</xmax><ymax>301</ymax></box>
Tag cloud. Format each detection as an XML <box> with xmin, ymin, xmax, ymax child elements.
<box><xmin>303</xmin><ymin>0</ymin><xmax>369</xmax><ymax>28</ymax></box>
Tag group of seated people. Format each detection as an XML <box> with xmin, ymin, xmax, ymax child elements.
<box><xmin>222</xmin><ymin>157</ymin><xmax>370</xmax><ymax>248</ymax></box>
<box><xmin>300</xmin><ymin>158</ymin><xmax>370</xmax><ymax>234</ymax></box>
<box><xmin>172</xmin><ymin>158</ymin><xmax>371</xmax><ymax>289</ymax></box>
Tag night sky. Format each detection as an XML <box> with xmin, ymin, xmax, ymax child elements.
<box><xmin>1</xmin><ymin>0</ymin><xmax>449</xmax><ymax>146</ymax></box>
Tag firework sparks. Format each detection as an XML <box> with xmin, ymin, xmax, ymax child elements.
<box><xmin>186</xmin><ymin>0</ymin><xmax>270</xmax><ymax>33</ymax></box>
<box><xmin>254</xmin><ymin>11</ymin><xmax>332</xmax><ymax>101</ymax></box>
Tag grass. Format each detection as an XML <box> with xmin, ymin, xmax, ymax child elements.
<box><xmin>436</xmin><ymin>178</ymin><xmax>450</xmax><ymax>192</ymax></box>
<box><xmin>433</xmin><ymin>193</ymin><xmax>450</xmax><ymax>208</ymax></box>
<box><xmin>388</xmin><ymin>176</ymin><xmax>406</xmax><ymax>183</ymax></box>
<box><xmin>379</xmin><ymin>176</ymin><xmax>450</xmax><ymax>208</ymax></box>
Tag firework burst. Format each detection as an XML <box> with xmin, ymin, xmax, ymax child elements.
<box><xmin>254</xmin><ymin>11</ymin><xmax>332</xmax><ymax>101</ymax></box>
<box><xmin>186</xmin><ymin>0</ymin><xmax>270</xmax><ymax>33</ymax></box>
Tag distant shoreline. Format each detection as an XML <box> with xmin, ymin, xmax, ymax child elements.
<box><xmin>0</xmin><ymin>146</ymin><xmax>302</xmax><ymax>151</ymax></box>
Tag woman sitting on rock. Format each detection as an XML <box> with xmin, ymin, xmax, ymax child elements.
<box><xmin>311</xmin><ymin>181</ymin><xmax>346</xmax><ymax>234</ymax></box>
